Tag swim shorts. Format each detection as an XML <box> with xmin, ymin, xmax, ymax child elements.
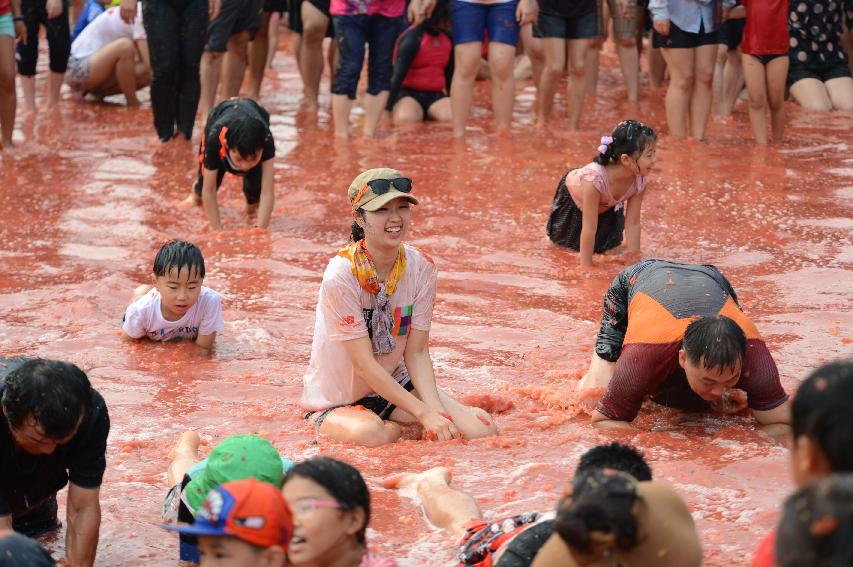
<box><xmin>0</xmin><ymin>13</ymin><xmax>13</xmax><ymax>37</ymax></box>
<box><xmin>264</xmin><ymin>0</ymin><xmax>286</xmax><ymax>13</ymax></box>
<box><xmin>653</xmin><ymin>20</ymin><xmax>719</xmax><ymax>49</ymax></box>
<box><xmin>449</xmin><ymin>0</ymin><xmax>520</xmax><ymax>46</ymax></box>
<box><xmin>607</xmin><ymin>0</ymin><xmax>640</xmax><ymax>40</ymax></box>
<box><xmin>205</xmin><ymin>0</ymin><xmax>264</xmax><ymax>52</ymax></box>
<box><xmin>533</xmin><ymin>9</ymin><xmax>598</xmax><ymax>40</ymax></box>
<box><xmin>395</xmin><ymin>87</ymin><xmax>447</xmax><ymax>115</ymax></box>
<box><xmin>64</xmin><ymin>54</ymin><xmax>91</xmax><ymax>90</ymax></box>
<box><xmin>305</xmin><ymin>380</ymin><xmax>415</xmax><ymax>428</ymax></box>
<box><xmin>458</xmin><ymin>513</ymin><xmax>545</xmax><ymax>566</ymax></box>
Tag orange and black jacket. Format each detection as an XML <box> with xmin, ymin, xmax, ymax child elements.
<box><xmin>595</xmin><ymin>260</ymin><xmax>788</xmax><ymax>422</ymax></box>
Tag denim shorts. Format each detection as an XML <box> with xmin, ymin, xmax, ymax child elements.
<box><xmin>449</xmin><ymin>0</ymin><xmax>520</xmax><ymax>46</ymax></box>
<box><xmin>533</xmin><ymin>9</ymin><xmax>598</xmax><ymax>40</ymax></box>
<box><xmin>331</xmin><ymin>14</ymin><xmax>402</xmax><ymax>99</ymax></box>
<box><xmin>64</xmin><ymin>54</ymin><xmax>91</xmax><ymax>90</ymax></box>
<box><xmin>0</xmin><ymin>13</ymin><xmax>13</xmax><ymax>37</ymax></box>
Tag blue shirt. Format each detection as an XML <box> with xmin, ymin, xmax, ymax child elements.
<box><xmin>71</xmin><ymin>0</ymin><xmax>107</xmax><ymax>42</ymax></box>
<box><xmin>648</xmin><ymin>0</ymin><xmax>730</xmax><ymax>34</ymax></box>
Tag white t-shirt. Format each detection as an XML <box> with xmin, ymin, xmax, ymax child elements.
<box><xmin>301</xmin><ymin>245</ymin><xmax>438</xmax><ymax>410</ymax></box>
<box><xmin>70</xmin><ymin>5</ymin><xmax>146</xmax><ymax>60</ymax></box>
<box><xmin>122</xmin><ymin>286</ymin><xmax>224</xmax><ymax>342</ymax></box>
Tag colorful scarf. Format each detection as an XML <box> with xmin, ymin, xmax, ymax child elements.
<box><xmin>338</xmin><ymin>241</ymin><xmax>407</xmax><ymax>354</ymax></box>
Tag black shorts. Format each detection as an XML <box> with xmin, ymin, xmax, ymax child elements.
<box><xmin>546</xmin><ymin>171</ymin><xmax>625</xmax><ymax>254</ymax></box>
<box><xmin>652</xmin><ymin>20</ymin><xmax>719</xmax><ymax>49</ymax></box>
<box><xmin>396</xmin><ymin>87</ymin><xmax>447</xmax><ymax>115</ymax></box>
<box><xmin>494</xmin><ymin>520</ymin><xmax>554</xmax><ymax>567</ymax></box>
<box><xmin>533</xmin><ymin>9</ymin><xmax>598</xmax><ymax>40</ymax></box>
<box><xmin>287</xmin><ymin>0</ymin><xmax>334</xmax><ymax>36</ymax></box>
<box><xmin>264</xmin><ymin>0</ymin><xmax>286</xmax><ymax>13</ymax></box>
<box><xmin>787</xmin><ymin>58</ymin><xmax>851</xmax><ymax>87</ymax></box>
<box><xmin>205</xmin><ymin>0</ymin><xmax>264</xmax><ymax>52</ymax></box>
<box><xmin>743</xmin><ymin>52</ymin><xmax>786</xmax><ymax>66</ymax></box>
<box><xmin>12</xmin><ymin>495</ymin><xmax>61</xmax><ymax>538</ymax></box>
<box><xmin>305</xmin><ymin>380</ymin><xmax>415</xmax><ymax>427</ymax></box>
<box><xmin>718</xmin><ymin>17</ymin><xmax>743</xmax><ymax>51</ymax></box>
<box><xmin>193</xmin><ymin>163</ymin><xmax>264</xmax><ymax>204</ymax></box>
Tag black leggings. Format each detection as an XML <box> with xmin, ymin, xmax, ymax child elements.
<box><xmin>16</xmin><ymin>0</ymin><xmax>70</xmax><ymax>76</ymax></box>
<box><xmin>143</xmin><ymin>0</ymin><xmax>208</xmax><ymax>141</ymax></box>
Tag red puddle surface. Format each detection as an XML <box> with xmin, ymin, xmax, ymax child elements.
<box><xmin>1</xmin><ymin>33</ymin><xmax>852</xmax><ymax>566</ymax></box>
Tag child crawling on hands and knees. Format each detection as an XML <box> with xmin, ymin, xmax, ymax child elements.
<box><xmin>122</xmin><ymin>239</ymin><xmax>224</xmax><ymax>353</ymax></box>
<box><xmin>180</xmin><ymin>97</ymin><xmax>276</xmax><ymax>231</ymax></box>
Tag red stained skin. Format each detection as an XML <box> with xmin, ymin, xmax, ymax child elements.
<box><xmin>0</xmin><ymin>37</ymin><xmax>850</xmax><ymax>567</ymax></box>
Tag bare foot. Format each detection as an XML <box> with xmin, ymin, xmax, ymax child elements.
<box><xmin>126</xmin><ymin>98</ymin><xmax>142</xmax><ymax>108</ymax></box>
<box><xmin>383</xmin><ymin>467</ymin><xmax>452</xmax><ymax>498</ymax></box>
<box><xmin>177</xmin><ymin>193</ymin><xmax>202</xmax><ymax>210</ymax></box>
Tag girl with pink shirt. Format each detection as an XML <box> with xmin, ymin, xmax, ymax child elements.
<box><xmin>547</xmin><ymin>120</ymin><xmax>657</xmax><ymax>267</ymax></box>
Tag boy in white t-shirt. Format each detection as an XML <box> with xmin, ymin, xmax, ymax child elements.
<box><xmin>122</xmin><ymin>240</ymin><xmax>224</xmax><ymax>352</ymax></box>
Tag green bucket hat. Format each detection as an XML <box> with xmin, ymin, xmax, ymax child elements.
<box><xmin>184</xmin><ymin>434</ymin><xmax>284</xmax><ymax>513</ymax></box>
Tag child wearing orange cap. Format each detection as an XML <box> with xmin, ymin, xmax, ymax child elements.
<box><xmin>164</xmin><ymin>477</ymin><xmax>292</xmax><ymax>567</ymax></box>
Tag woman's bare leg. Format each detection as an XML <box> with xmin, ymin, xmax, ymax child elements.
<box><xmin>167</xmin><ymin>431</ymin><xmax>201</xmax><ymax>486</ymax></box>
<box><xmin>384</xmin><ymin>468</ymin><xmax>482</xmax><ymax>541</ymax></box>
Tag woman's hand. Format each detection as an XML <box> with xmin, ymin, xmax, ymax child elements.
<box><xmin>14</xmin><ymin>19</ymin><xmax>26</xmax><ymax>45</ymax></box>
<box><xmin>652</xmin><ymin>18</ymin><xmax>670</xmax><ymax>35</ymax></box>
<box><xmin>46</xmin><ymin>0</ymin><xmax>62</xmax><ymax>19</ymax></box>
<box><xmin>516</xmin><ymin>0</ymin><xmax>538</xmax><ymax>26</ymax></box>
<box><xmin>420</xmin><ymin>409</ymin><xmax>461</xmax><ymax>441</ymax></box>
<box><xmin>208</xmin><ymin>0</ymin><xmax>221</xmax><ymax>22</ymax></box>
<box><xmin>119</xmin><ymin>0</ymin><xmax>137</xmax><ymax>23</ymax></box>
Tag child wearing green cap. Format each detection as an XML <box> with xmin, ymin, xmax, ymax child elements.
<box><xmin>162</xmin><ymin>432</ymin><xmax>293</xmax><ymax>563</ymax></box>
<box><xmin>164</xmin><ymin>478</ymin><xmax>292</xmax><ymax>567</ymax></box>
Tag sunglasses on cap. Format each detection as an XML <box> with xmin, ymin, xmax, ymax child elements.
<box><xmin>352</xmin><ymin>177</ymin><xmax>413</xmax><ymax>209</ymax></box>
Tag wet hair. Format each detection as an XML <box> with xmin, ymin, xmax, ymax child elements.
<box><xmin>226</xmin><ymin>114</ymin><xmax>268</xmax><ymax>159</ymax></box>
<box><xmin>575</xmin><ymin>443</ymin><xmax>653</xmax><ymax>482</ymax></box>
<box><xmin>555</xmin><ymin>469</ymin><xmax>639</xmax><ymax>555</ymax></box>
<box><xmin>284</xmin><ymin>457</ymin><xmax>371</xmax><ymax>544</ymax></box>
<box><xmin>593</xmin><ymin>120</ymin><xmax>656</xmax><ymax>167</ymax></box>
<box><xmin>792</xmin><ymin>360</ymin><xmax>853</xmax><ymax>472</ymax></box>
<box><xmin>682</xmin><ymin>315</ymin><xmax>746</xmax><ymax>373</ymax></box>
<box><xmin>1</xmin><ymin>359</ymin><xmax>92</xmax><ymax>439</ymax></box>
<box><xmin>350</xmin><ymin>210</ymin><xmax>366</xmax><ymax>242</ymax></box>
<box><xmin>423</xmin><ymin>0</ymin><xmax>450</xmax><ymax>33</ymax></box>
<box><xmin>152</xmin><ymin>240</ymin><xmax>206</xmax><ymax>280</ymax></box>
<box><xmin>776</xmin><ymin>474</ymin><xmax>853</xmax><ymax>567</ymax></box>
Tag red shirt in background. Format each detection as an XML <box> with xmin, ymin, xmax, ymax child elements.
<box><xmin>751</xmin><ymin>529</ymin><xmax>776</xmax><ymax>567</ymax></box>
<box><xmin>740</xmin><ymin>0</ymin><xmax>789</xmax><ymax>55</ymax></box>
<box><xmin>399</xmin><ymin>30</ymin><xmax>452</xmax><ymax>92</ymax></box>
<box><xmin>0</xmin><ymin>0</ymin><xmax>11</xmax><ymax>17</ymax></box>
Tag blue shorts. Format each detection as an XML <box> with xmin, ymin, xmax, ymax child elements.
<box><xmin>449</xmin><ymin>0</ymin><xmax>520</xmax><ymax>46</ymax></box>
<box><xmin>0</xmin><ymin>13</ymin><xmax>13</xmax><ymax>37</ymax></box>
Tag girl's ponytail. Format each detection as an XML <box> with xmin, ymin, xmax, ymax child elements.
<box><xmin>350</xmin><ymin>209</ymin><xmax>366</xmax><ymax>242</ymax></box>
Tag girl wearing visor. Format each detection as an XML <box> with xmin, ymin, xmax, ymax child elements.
<box><xmin>301</xmin><ymin>168</ymin><xmax>498</xmax><ymax>447</ymax></box>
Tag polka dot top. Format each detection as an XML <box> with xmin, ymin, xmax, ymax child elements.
<box><xmin>788</xmin><ymin>0</ymin><xmax>851</xmax><ymax>69</ymax></box>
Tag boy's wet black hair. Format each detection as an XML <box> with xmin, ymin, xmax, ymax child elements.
<box><xmin>776</xmin><ymin>474</ymin><xmax>853</xmax><ymax>567</ymax></box>
<box><xmin>555</xmin><ymin>469</ymin><xmax>639</xmax><ymax>555</ymax></box>
<box><xmin>792</xmin><ymin>360</ymin><xmax>853</xmax><ymax>471</ymax></box>
<box><xmin>152</xmin><ymin>240</ymin><xmax>205</xmax><ymax>280</ymax></box>
<box><xmin>593</xmin><ymin>120</ymin><xmax>656</xmax><ymax>167</ymax></box>
<box><xmin>2</xmin><ymin>359</ymin><xmax>92</xmax><ymax>439</ymax></box>
<box><xmin>682</xmin><ymin>315</ymin><xmax>746</xmax><ymax>373</ymax></box>
<box><xmin>575</xmin><ymin>443</ymin><xmax>653</xmax><ymax>482</ymax></box>
<box><xmin>226</xmin><ymin>113</ymin><xmax>269</xmax><ymax>159</ymax></box>
<box><xmin>284</xmin><ymin>457</ymin><xmax>371</xmax><ymax>544</ymax></box>
<box><xmin>423</xmin><ymin>0</ymin><xmax>450</xmax><ymax>33</ymax></box>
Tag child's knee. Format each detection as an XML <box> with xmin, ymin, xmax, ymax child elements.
<box><xmin>460</xmin><ymin>407</ymin><xmax>498</xmax><ymax>439</ymax></box>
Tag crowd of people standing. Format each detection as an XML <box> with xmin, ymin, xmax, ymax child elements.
<box><xmin>0</xmin><ymin>0</ymin><xmax>851</xmax><ymax>148</ymax></box>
